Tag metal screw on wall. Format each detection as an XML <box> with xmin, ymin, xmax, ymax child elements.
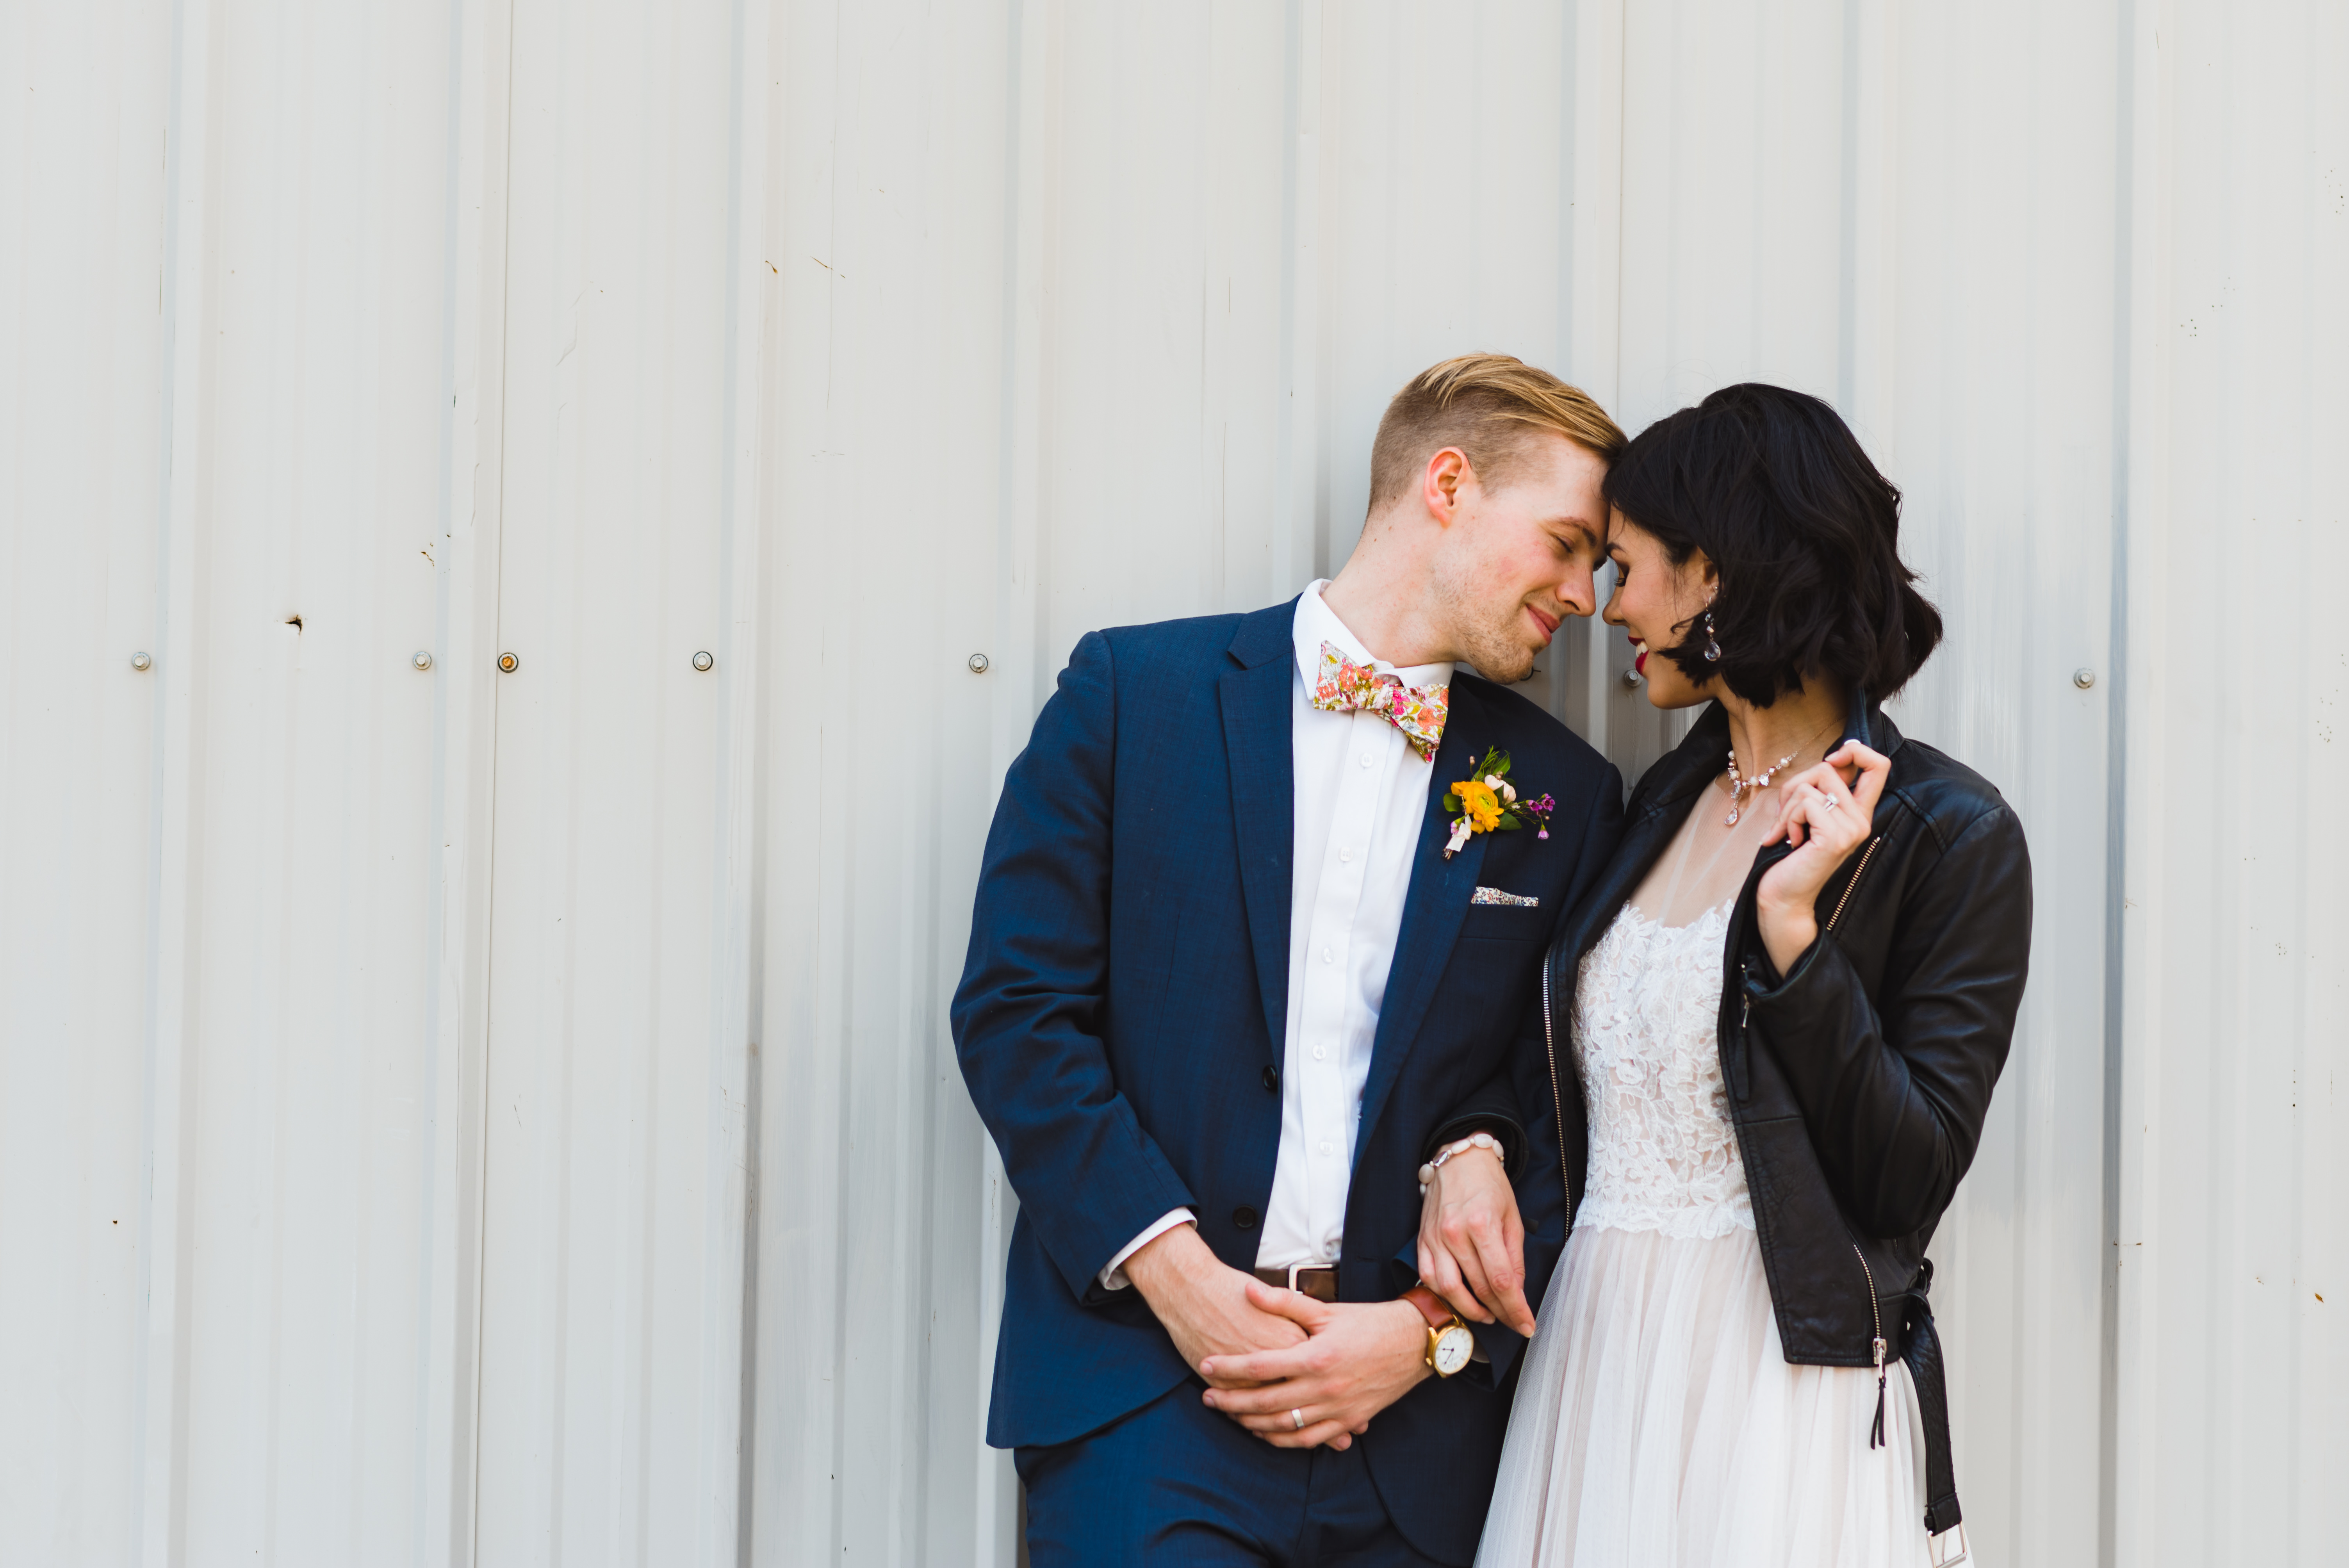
<box><xmin>968</xmin><ymin>653</ymin><xmax>990</xmax><ymax>674</ymax></box>
<box><xmin>1622</xmin><ymin>666</ymin><xmax>1642</xmax><ymax>688</ymax></box>
<box><xmin>412</xmin><ymin>651</ymin><xmax>434</xmax><ymax>671</ymax></box>
<box><xmin>2073</xmin><ymin>668</ymin><xmax>2096</xmax><ymax>689</ymax></box>
<box><xmin>130</xmin><ymin>652</ymin><xmax>153</xmax><ymax>672</ymax></box>
<box><xmin>498</xmin><ymin>652</ymin><xmax>519</xmax><ymax>673</ymax></box>
<box><xmin>692</xmin><ymin>651</ymin><xmax>714</xmax><ymax>672</ymax></box>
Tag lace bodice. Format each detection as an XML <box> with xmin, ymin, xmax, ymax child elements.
<box><xmin>1570</xmin><ymin>900</ymin><xmax>1754</xmax><ymax>1239</ymax></box>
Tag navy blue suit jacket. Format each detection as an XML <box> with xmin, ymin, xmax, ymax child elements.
<box><xmin>952</xmin><ymin>601</ymin><xmax>1622</xmax><ymax>1563</ymax></box>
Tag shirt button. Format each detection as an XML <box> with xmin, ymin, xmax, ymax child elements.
<box><xmin>1320</xmin><ymin>947</ymin><xmax>1333</xmax><ymax>964</ymax></box>
<box><xmin>1312</xmin><ymin>1045</ymin><xmax>1327</xmax><ymax>1061</ymax></box>
<box><xmin>1318</xmin><ymin>1141</ymin><xmax>1334</xmax><ymax>1156</ymax></box>
<box><xmin>1338</xmin><ymin>848</ymin><xmax>1354</xmax><ymax>863</ymax></box>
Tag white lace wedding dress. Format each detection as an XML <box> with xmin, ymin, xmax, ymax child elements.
<box><xmin>1475</xmin><ymin>899</ymin><xmax>1937</xmax><ymax>1568</ymax></box>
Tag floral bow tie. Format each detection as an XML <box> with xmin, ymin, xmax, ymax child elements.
<box><xmin>1309</xmin><ymin>641</ymin><xmax>1449</xmax><ymax>759</ymax></box>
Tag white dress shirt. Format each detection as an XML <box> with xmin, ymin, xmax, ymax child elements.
<box><xmin>1101</xmin><ymin>583</ymin><xmax>1449</xmax><ymax>1286</ymax></box>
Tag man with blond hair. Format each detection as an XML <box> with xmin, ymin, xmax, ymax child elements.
<box><xmin>955</xmin><ymin>355</ymin><xmax>1626</xmax><ymax>1565</ymax></box>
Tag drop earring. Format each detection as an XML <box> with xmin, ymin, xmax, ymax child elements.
<box><xmin>1703</xmin><ymin>609</ymin><xmax>1722</xmax><ymax>663</ymax></box>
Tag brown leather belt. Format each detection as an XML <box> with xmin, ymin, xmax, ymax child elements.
<box><xmin>1253</xmin><ymin>1264</ymin><xmax>1340</xmax><ymax>1302</ymax></box>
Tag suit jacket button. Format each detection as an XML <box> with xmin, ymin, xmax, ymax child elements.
<box><xmin>1232</xmin><ymin>1206</ymin><xmax>1258</xmax><ymax>1230</ymax></box>
<box><xmin>1261</xmin><ymin>1066</ymin><xmax>1279</xmax><ymax>1092</ymax></box>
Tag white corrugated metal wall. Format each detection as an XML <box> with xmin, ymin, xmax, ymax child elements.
<box><xmin>1</xmin><ymin>2</ymin><xmax>2339</xmax><ymax>1564</ymax></box>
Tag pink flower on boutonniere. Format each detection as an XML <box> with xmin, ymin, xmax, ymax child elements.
<box><xmin>1441</xmin><ymin>747</ymin><xmax>1557</xmax><ymax>859</ymax></box>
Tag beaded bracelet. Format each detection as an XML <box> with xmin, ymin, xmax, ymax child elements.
<box><xmin>1416</xmin><ymin>1130</ymin><xmax>1503</xmax><ymax>1197</ymax></box>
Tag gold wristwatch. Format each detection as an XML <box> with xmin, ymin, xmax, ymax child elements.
<box><xmin>1402</xmin><ymin>1285</ymin><xmax>1476</xmax><ymax>1378</ymax></box>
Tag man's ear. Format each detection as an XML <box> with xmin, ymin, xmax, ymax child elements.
<box><xmin>1421</xmin><ymin>447</ymin><xmax>1472</xmax><ymax>527</ymax></box>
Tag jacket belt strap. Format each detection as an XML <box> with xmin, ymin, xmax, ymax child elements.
<box><xmin>1898</xmin><ymin>1281</ymin><xmax>1963</xmax><ymax>1536</ymax></box>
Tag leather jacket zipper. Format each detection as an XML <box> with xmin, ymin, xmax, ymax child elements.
<box><xmin>1825</xmin><ymin>836</ymin><xmax>1884</xmax><ymax>933</ymax></box>
<box><xmin>1854</xmin><ymin>1240</ymin><xmax>1889</xmax><ymax>1448</ymax></box>
<box><xmin>1542</xmin><ymin>957</ymin><xmax>1574</xmax><ymax>1252</ymax></box>
<box><xmin>1827</xmin><ymin>834</ymin><xmax>1893</xmax><ymax>1449</ymax></box>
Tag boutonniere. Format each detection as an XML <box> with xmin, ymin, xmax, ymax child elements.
<box><xmin>1442</xmin><ymin>747</ymin><xmax>1557</xmax><ymax>859</ymax></box>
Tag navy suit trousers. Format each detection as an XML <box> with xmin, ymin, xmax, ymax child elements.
<box><xmin>1016</xmin><ymin>1379</ymin><xmax>1449</xmax><ymax>1568</ymax></box>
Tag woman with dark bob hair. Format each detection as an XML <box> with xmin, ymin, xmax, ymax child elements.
<box><xmin>1476</xmin><ymin>385</ymin><xmax>2030</xmax><ymax>1566</ymax></box>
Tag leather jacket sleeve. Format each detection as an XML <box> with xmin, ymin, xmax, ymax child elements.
<box><xmin>1741</xmin><ymin>803</ymin><xmax>2033</xmax><ymax>1240</ymax></box>
<box><xmin>1420</xmin><ymin>1066</ymin><xmax>1529</xmax><ymax>1179</ymax></box>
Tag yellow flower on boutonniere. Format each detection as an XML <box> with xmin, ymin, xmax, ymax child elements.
<box><xmin>1453</xmin><ymin>779</ymin><xmax>1504</xmax><ymax>831</ymax></box>
<box><xmin>1442</xmin><ymin>746</ymin><xmax>1559</xmax><ymax>859</ymax></box>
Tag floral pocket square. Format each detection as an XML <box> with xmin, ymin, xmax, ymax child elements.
<box><xmin>1470</xmin><ymin>887</ymin><xmax>1539</xmax><ymax>908</ymax></box>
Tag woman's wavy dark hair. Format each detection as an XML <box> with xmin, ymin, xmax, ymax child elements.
<box><xmin>1603</xmin><ymin>383</ymin><xmax>1942</xmax><ymax>706</ymax></box>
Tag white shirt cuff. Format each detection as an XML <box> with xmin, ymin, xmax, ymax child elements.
<box><xmin>1099</xmin><ymin>1209</ymin><xmax>1196</xmax><ymax>1290</ymax></box>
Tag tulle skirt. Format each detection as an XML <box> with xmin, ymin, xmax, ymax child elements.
<box><xmin>1476</xmin><ymin>1223</ymin><xmax>1939</xmax><ymax>1568</ymax></box>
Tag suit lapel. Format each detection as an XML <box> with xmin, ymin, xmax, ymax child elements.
<box><xmin>1353</xmin><ymin>679</ymin><xmax>1492</xmax><ymax>1157</ymax></box>
<box><xmin>1220</xmin><ymin>605</ymin><xmax>1299</xmax><ymax>1060</ymax></box>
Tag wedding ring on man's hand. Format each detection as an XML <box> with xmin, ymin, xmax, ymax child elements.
<box><xmin>1819</xmin><ymin>795</ymin><xmax>1840</xmax><ymax>811</ymax></box>
<box><xmin>1290</xmin><ymin>1408</ymin><xmax>1305</xmax><ymax>1431</ymax></box>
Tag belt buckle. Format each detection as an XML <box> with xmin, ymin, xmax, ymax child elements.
<box><xmin>1928</xmin><ymin>1522</ymin><xmax>1968</xmax><ymax>1566</ymax></box>
<box><xmin>1285</xmin><ymin>1261</ymin><xmax>1337</xmax><ymax>1301</ymax></box>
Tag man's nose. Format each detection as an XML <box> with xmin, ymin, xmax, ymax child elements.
<box><xmin>1556</xmin><ymin>565</ymin><xmax>1597</xmax><ymax>618</ymax></box>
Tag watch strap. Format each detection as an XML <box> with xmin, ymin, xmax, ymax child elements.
<box><xmin>1402</xmin><ymin>1284</ymin><xmax>1460</xmax><ymax>1331</ymax></box>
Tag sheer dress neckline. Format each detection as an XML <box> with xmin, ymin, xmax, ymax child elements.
<box><xmin>1618</xmin><ymin>894</ymin><xmax>1737</xmax><ymax>934</ymax></box>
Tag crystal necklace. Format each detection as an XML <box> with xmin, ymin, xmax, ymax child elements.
<box><xmin>1722</xmin><ymin>749</ymin><xmax>1797</xmax><ymax>827</ymax></box>
<box><xmin>1722</xmin><ymin>721</ymin><xmax>1842</xmax><ymax>827</ymax></box>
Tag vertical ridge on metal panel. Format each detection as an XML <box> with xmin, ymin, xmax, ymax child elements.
<box><xmin>715</xmin><ymin>0</ymin><xmax>777</xmax><ymax>1564</ymax></box>
<box><xmin>429</xmin><ymin>1</ymin><xmax>520</xmax><ymax>1564</ymax></box>
<box><xmin>2098</xmin><ymin>6</ymin><xmax>2160</xmax><ymax>1564</ymax></box>
<box><xmin>137</xmin><ymin>0</ymin><xmax>218</xmax><ymax>1558</ymax></box>
<box><xmin>1278</xmin><ymin>0</ymin><xmax>1327</xmax><ymax>587</ymax></box>
<box><xmin>1570</xmin><ymin>0</ymin><xmax>1627</xmax><ymax>757</ymax></box>
<box><xmin>975</xmin><ymin>6</ymin><xmax>1053</xmax><ymax>1561</ymax></box>
<box><xmin>757</xmin><ymin>0</ymin><xmax>847</xmax><ymax>1558</ymax></box>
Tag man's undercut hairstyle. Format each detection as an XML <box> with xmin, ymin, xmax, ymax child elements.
<box><xmin>1605</xmin><ymin>383</ymin><xmax>1943</xmax><ymax>706</ymax></box>
<box><xmin>1368</xmin><ymin>353</ymin><xmax>1627</xmax><ymax>513</ymax></box>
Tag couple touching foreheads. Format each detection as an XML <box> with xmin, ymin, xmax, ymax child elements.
<box><xmin>955</xmin><ymin>356</ymin><xmax>2029</xmax><ymax>1567</ymax></box>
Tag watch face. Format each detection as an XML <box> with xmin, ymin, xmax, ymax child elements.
<box><xmin>1432</xmin><ymin>1324</ymin><xmax>1476</xmax><ymax>1377</ymax></box>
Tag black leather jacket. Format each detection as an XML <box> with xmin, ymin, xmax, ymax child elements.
<box><xmin>1534</xmin><ymin>691</ymin><xmax>2032</xmax><ymax>1536</ymax></box>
